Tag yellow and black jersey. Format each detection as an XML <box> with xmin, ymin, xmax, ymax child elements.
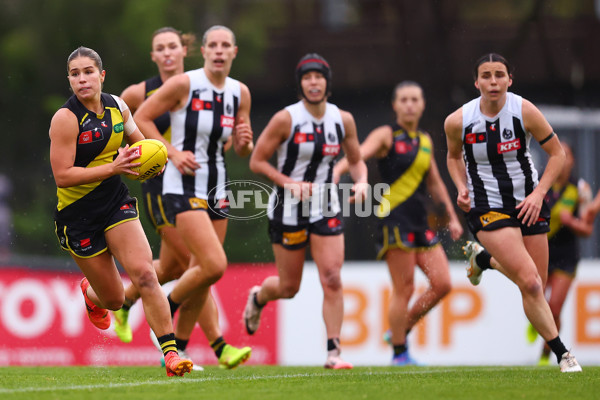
<box><xmin>142</xmin><ymin>75</ymin><xmax>171</xmax><ymax>194</ymax></box>
<box><xmin>376</xmin><ymin>125</ymin><xmax>432</xmax><ymax>231</ymax></box>
<box><xmin>546</xmin><ymin>179</ymin><xmax>579</xmax><ymax>267</ymax></box>
<box><xmin>144</xmin><ymin>75</ymin><xmax>171</xmax><ymax>138</ymax></box>
<box><xmin>54</xmin><ymin>93</ymin><xmax>130</xmax><ymax>228</ymax></box>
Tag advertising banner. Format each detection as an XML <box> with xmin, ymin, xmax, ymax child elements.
<box><xmin>0</xmin><ymin>265</ymin><xmax>277</xmax><ymax>366</ymax></box>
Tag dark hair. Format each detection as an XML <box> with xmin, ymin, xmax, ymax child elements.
<box><xmin>67</xmin><ymin>46</ymin><xmax>102</xmax><ymax>73</ymax></box>
<box><xmin>295</xmin><ymin>53</ymin><xmax>332</xmax><ymax>98</ymax></box>
<box><xmin>202</xmin><ymin>25</ymin><xmax>236</xmax><ymax>46</ymax></box>
<box><xmin>392</xmin><ymin>80</ymin><xmax>424</xmax><ymax>102</ymax></box>
<box><xmin>152</xmin><ymin>26</ymin><xmax>196</xmax><ymax>51</ymax></box>
<box><xmin>473</xmin><ymin>53</ymin><xmax>513</xmax><ymax>80</ymax></box>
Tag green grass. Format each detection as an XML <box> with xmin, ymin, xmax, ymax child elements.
<box><xmin>0</xmin><ymin>366</ymin><xmax>597</xmax><ymax>400</ymax></box>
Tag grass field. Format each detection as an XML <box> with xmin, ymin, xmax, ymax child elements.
<box><xmin>0</xmin><ymin>365</ymin><xmax>597</xmax><ymax>400</ymax></box>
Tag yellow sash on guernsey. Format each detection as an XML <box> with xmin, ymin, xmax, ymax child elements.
<box><xmin>548</xmin><ymin>183</ymin><xmax>578</xmax><ymax>238</ymax></box>
<box><xmin>56</xmin><ymin>107</ymin><xmax>124</xmax><ymax>211</ymax></box>
<box><xmin>377</xmin><ymin>132</ymin><xmax>432</xmax><ymax>218</ymax></box>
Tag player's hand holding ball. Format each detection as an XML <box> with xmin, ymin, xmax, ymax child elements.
<box><xmin>122</xmin><ymin>139</ymin><xmax>168</xmax><ymax>182</ymax></box>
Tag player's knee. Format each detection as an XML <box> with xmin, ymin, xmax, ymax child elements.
<box><xmin>204</xmin><ymin>269</ymin><xmax>225</xmax><ymax>286</ymax></box>
<box><xmin>202</xmin><ymin>258</ymin><xmax>227</xmax><ymax>285</ymax></box>
<box><xmin>280</xmin><ymin>283</ymin><xmax>300</xmax><ymax>299</ymax></box>
<box><xmin>105</xmin><ymin>297</ymin><xmax>125</xmax><ymax>311</ymax></box>
<box><xmin>433</xmin><ymin>278</ymin><xmax>452</xmax><ymax>298</ymax></box>
<box><xmin>135</xmin><ymin>268</ymin><xmax>160</xmax><ymax>291</ymax></box>
<box><xmin>393</xmin><ymin>280</ymin><xmax>414</xmax><ymax>299</ymax></box>
<box><xmin>98</xmin><ymin>292</ymin><xmax>125</xmax><ymax>311</ymax></box>
<box><xmin>320</xmin><ymin>268</ymin><xmax>342</xmax><ymax>292</ymax></box>
<box><xmin>519</xmin><ymin>275</ymin><xmax>543</xmax><ymax>297</ymax></box>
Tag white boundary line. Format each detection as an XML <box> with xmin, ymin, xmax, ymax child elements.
<box><xmin>0</xmin><ymin>367</ymin><xmax>532</xmax><ymax>394</ymax></box>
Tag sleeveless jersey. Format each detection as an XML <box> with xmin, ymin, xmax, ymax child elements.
<box><xmin>268</xmin><ymin>101</ymin><xmax>345</xmax><ymax>226</ymax></box>
<box><xmin>141</xmin><ymin>75</ymin><xmax>171</xmax><ymax>193</ymax></box>
<box><xmin>461</xmin><ymin>92</ymin><xmax>539</xmax><ymax>209</ymax></box>
<box><xmin>376</xmin><ymin>126</ymin><xmax>432</xmax><ymax>230</ymax></box>
<box><xmin>55</xmin><ymin>93</ymin><xmax>130</xmax><ymax>225</ymax></box>
<box><xmin>163</xmin><ymin>68</ymin><xmax>240</xmax><ymax>200</ymax></box>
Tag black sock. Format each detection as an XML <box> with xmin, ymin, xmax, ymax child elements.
<box><xmin>253</xmin><ymin>292</ymin><xmax>265</xmax><ymax>308</ymax></box>
<box><xmin>327</xmin><ymin>338</ymin><xmax>340</xmax><ymax>352</ymax></box>
<box><xmin>393</xmin><ymin>344</ymin><xmax>407</xmax><ymax>356</ymax></box>
<box><xmin>176</xmin><ymin>337</ymin><xmax>189</xmax><ymax>352</ymax></box>
<box><xmin>476</xmin><ymin>250</ymin><xmax>493</xmax><ymax>270</ymax></box>
<box><xmin>546</xmin><ymin>336</ymin><xmax>568</xmax><ymax>362</ymax></box>
<box><xmin>167</xmin><ymin>294</ymin><xmax>180</xmax><ymax>318</ymax></box>
<box><xmin>121</xmin><ymin>297</ymin><xmax>135</xmax><ymax>312</ymax></box>
<box><xmin>210</xmin><ymin>336</ymin><xmax>226</xmax><ymax>358</ymax></box>
<box><xmin>157</xmin><ymin>333</ymin><xmax>177</xmax><ymax>356</ymax></box>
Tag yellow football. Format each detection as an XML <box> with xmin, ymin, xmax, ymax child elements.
<box><xmin>124</xmin><ymin>139</ymin><xmax>168</xmax><ymax>182</ymax></box>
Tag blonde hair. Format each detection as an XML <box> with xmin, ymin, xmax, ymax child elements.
<box><xmin>202</xmin><ymin>25</ymin><xmax>236</xmax><ymax>46</ymax></box>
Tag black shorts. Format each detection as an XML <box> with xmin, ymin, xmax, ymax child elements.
<box><xmin>163</xmin><ymin>194</ymin><xmax>229</xmax><ymax>225</ymax></box>
<box><xmin>466</xmin><ymin>205</ymin><xmax>550</xmax><ymax>236</ymax></box>
<box><xmin>548</xmin><ymin>243</ymin><xmax>579</xmax><ymax>277</ymax></box>
<box><xmin>268</xmin><ymin>215</ymin><xmax>344</xmax><ymax>250</ymax></box>
<box><xmin>375</xmin><ymin>221</ymin><xmax>440</xmax><ymax>260</ymax></box>
<box><xmin>141</xmin><ymin>184</ymin><xmax>169</xmax><ymax>231</ymax></box>
<box><xmin>55</xmin><ymin>197</ymin><xmax>139</xmax><ymax>258</ymax></box>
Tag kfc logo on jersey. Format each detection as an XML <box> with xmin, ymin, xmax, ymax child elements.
<box><xmin>465</xmin><ymin>132</ymin><xmax>487</xmax><ymax>144</ymax></box>
<box><xmin>322</xmin><ymin>144</ymin><xmax>340</xmax><ymax>156</ymax></box>
<box><xmin>498</xmin><ymin>138</ymin><xmax>521</xmax><ymax>153</ymax></box>
<box><xmin>294</xmin><ymin>132</ymin><xmax>314</xmax><ymax>144</ymax></box>
<box><xmin>395</xmin><ymin>141</ymin><xmax>412</xmax><ymax>154</ymax></box>
<box><xmin>221</xmin><ymin>116</ymin><xmax>235</xmax><ymax>128</ymax></box>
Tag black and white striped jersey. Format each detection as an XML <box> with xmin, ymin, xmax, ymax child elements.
<box><xmin>462</xmin><ymin>92</ymin><xmax>539</xmax><ymax>209</ymax></box>
<box><xmin>268</xmin><ymin>101</ymin><xmax>345</xmax><ymax>225</ymax></box>
<box><xmin>162</xmin><ymin>68</ymin><xmax>240</xmax><ymax>201</ymax></box>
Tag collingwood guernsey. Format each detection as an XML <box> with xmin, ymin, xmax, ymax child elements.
<box><xmin>462</xmin><ymin>92</ymin><xmax>539</xmax><ymax>210</ymax></box>
<box><xmin>268</xmin><ymin>101</ymin><xmax>344</xmax><ymax>225</ymax></box>
<box><xmin>163</xmin><ymin>68</ymin><xmax>240</xmax><ymax>201</ymax></box>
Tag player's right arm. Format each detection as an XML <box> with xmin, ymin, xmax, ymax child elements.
<box><xmin>134</xmin><ymin>73</ymin><xmax>199</xmax><ymax>175</ymax></box>
<box><xmin>444</xmin><ymin>108</ymin><xmax>470</xmax><ymax>212</ymax></box>
<box><xmin>49</xmin><ymin>109</ymin><xmax>139</xmax><ymax>187</ymax></box>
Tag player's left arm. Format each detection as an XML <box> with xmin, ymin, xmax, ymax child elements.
<box><xmin>232</xmin><ymin>83</ymin><xmax>254</xmax><ymax>157</ymax></box>
<box><xmin>340</xmin><ymin>110</ymin><xmax>368</xmax><ymax>203</ymax></box>
<box><xmin>518</xmin><ymin>99</ymin><xmax>566</xmax><ymax>226</ymax></box>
